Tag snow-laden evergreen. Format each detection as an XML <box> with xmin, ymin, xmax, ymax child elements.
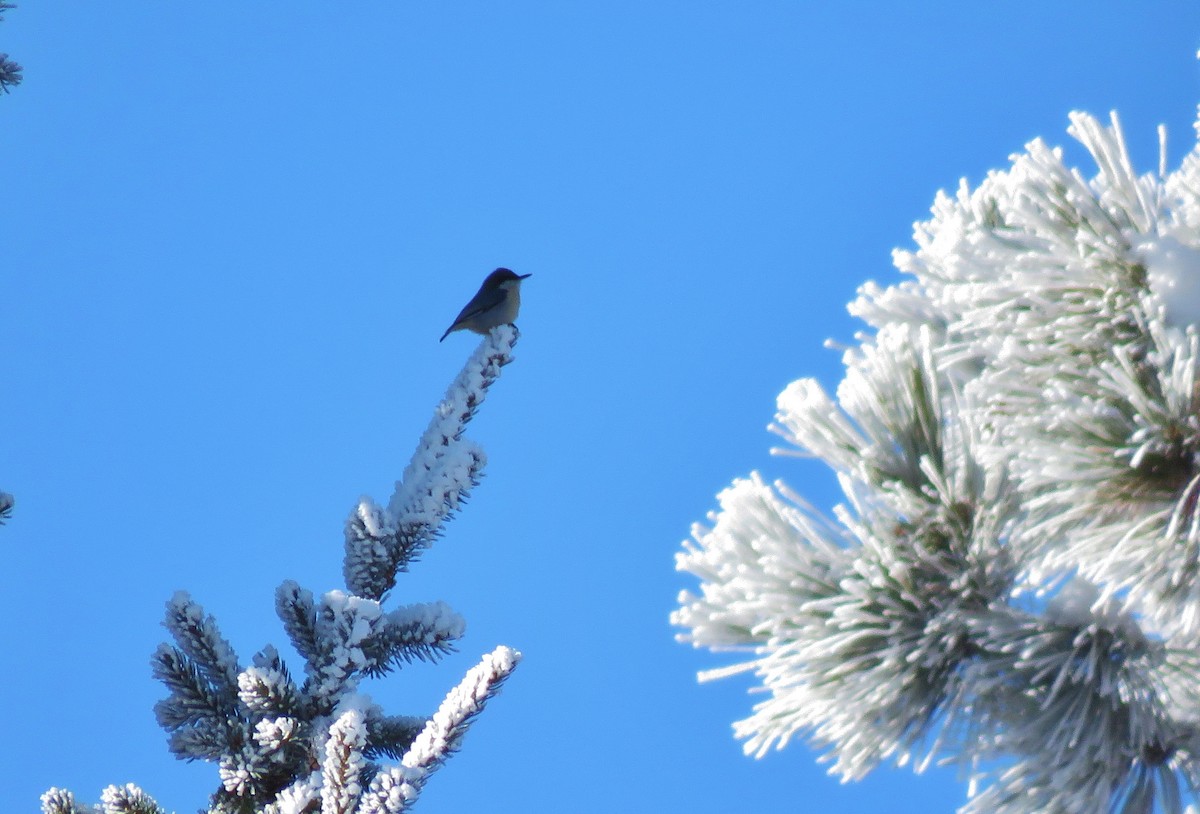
<box><xmin>0</xmin><ymin>1</ymin><xmax>21</xmax><ymax>94</ymax></box>
<box><xmin>0</xmin><ymin>489</ymin><xmax>13</xmax><ymax>523</ymax></box>
<box><xmin>45</xmin><ymin>326</ymin><xmax>523</xmax><ymax>814</ymax></box>
<box><xmin>674</xmin><ymin>110</ymin><xmax>1200</xmax><ymax>812</ymax></box>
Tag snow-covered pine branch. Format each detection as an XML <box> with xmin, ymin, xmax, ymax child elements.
<box><xmin>675</xmin><ymin>109</ymin><xmax>1200</xmax><ymax>812</ymax></box>
<box><xmin>0</xmin><ymin>52</ymin><xmax>20</xmax><ymax>93</ymax></box>
<box><xmin>344</xmin><ymin>326</ymin><xmax>517</xmax><ymax>601</ymax></box>
<box><xmin>265</xmin><ymin>646</ymin><xmax>521</xmax><ymax>814</ymax></box>
<box><xmin>356</xmin><ymin>646</ymin><xmax>522</xmax><ymax>814</ymax></box>
<box><xmin>320</xmin><ymin>707</ymin><xmax>369</xmax><ymax>814</ymax></box>
<box><xmin>42</xmin><ymin>785</ymin><xmax>169</xmax><ymax>814</ymax></box>
<box><xmin>40</xmin><ymin>788</ymin><xmax>89</xmax><ymax>814</ymax></box>
<box><xmin>0</xmin><ymin>1</ymin><xmax>21</xmax><ymax>94</ymax></box>
<box><xmin>50</xmin><ymin>327</ymin><xmax>523</xmax><ymax>813</ymax></box>
<box><xmin>98</xmin><ymin>785</ymin><xmax>170</xmax><ymax>814</ymax></box>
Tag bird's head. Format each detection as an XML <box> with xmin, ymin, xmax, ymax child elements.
<box><xmin>486</xmin><ymin>267</ymin><xmax>532</xmax><ymax>289</ymax></box>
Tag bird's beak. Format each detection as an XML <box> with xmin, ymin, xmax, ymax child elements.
<box><xmin>518</xmin><ymin>273</ymin><xmax>532</xmax><ymax>279</ymax></box>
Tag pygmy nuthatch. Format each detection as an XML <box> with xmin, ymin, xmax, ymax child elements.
<box><xmin>439</xmin><ymin>268</ymin><xmax>532</xmax><ymax>342</ymax></box>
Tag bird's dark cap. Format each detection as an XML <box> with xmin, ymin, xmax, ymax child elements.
<box><xmin>489</xmin><ymin>267</ymin><xmax>531</xmax><ymax>282</ymax></box>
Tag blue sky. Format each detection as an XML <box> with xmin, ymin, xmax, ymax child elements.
<box><xmin>3</xmin><ymin>4</ymin><xmax>1200</xmax><ymax>812</ymax></box>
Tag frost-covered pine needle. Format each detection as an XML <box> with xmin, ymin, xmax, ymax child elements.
<box><xmin>676</xmin><ymin>107</ymin><xmax>1200</xmax><ymax>812</ymax></box>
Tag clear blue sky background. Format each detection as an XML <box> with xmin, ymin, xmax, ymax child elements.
<box><xmin>3</xmin><ymin>4</ymin><xmax>1200</xmax><ymax>813</ymax></box>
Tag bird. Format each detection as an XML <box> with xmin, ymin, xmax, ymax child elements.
<box><xmin>439</xmin><ymin>267</ymin><xmax>532</xmax><ymax>341</ymax></box>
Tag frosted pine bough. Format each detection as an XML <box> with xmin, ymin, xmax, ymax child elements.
<box><xmin>674</xmin><ymin>110</ymin><xmax>1200</xmax><ymax>812</ymax></box>
<box><xmin>43</xmin><ymin>327</ymin><xmax>523</xmax><ymax>814</ymax></box>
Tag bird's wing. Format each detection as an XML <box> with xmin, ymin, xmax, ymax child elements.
<box><xmin>439</xmin><ymin>286</ymin><xmax>507</xmax><ymax>341</ymax></box>
<box><xmin>454</xmin><ymin>286</ymin><xmax>507</xmax><ymax>322</ymax></box>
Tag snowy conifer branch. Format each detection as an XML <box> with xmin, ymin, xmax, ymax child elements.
<box><xmin>276</xmin><ymin>581</ymin><xmax>321</xmax><ymax>671</ymax></box>
<box><xmin>0</xmin><ymin>2</ymin><xmax>21</xmax><ymax>94</ymax></box>
<box><xmin>362</xmin><ymin>714</ymin><xmax>426</xmax><ymax>762</ymax></box>
<box><xmin>152</xmin><ymin>644</ymin><xmax>238</xmax><ymax>734</ymax></box>
<box><xmin>305</xmin><ymin>591</ymin><xmax>383</xmax><ymax>705</ymax></box>
<box><xmin>344</xmin><ymin>326</ymin><xmax>517</xmax><ymax>601</ymax></box>
<box><xmin>163</xmin><ymin>592</ymin><xmax>242</xmax><ymax>688</ymax></box>
<box><xmin>679</xmin><ymin>327</ymin><xmax>1016</xmax><ymax>778</ymax></box>
<box><xmin>0</xmin><ymin>53</ymin><xmax>19</xmax><ymax>93</ymax></box>
<box><xmin>99</xmin><ymin>785</ymin><xmax>168</xmax><ymax>814</ymax></box>
<box><xmin>391</xmin><ymin>326</ymin><xmax>516</xmax><ymax>510</ymax></box>
<box><xmin>676</xmin><ymin>107</ymin><xmax>1200</xmax><ymax>811</ymax></box>
<box><xmin>321</xmin><ymin>709</ymin><xmax>369</xmax><ymax>814</ymax></box>
<box><xmin>360</xmin><ymin>601</ymin><xmax>465</xmax><ymax>677</ymax></box>
<box><xmin>959</xmin><ymin>583</ymin><xmax>1200</xmax><ymax>813</ymax></box>
<box><xmin>240</xmin><ymin>646</ymin><xmax>301</xmax><ymax>717</ymax></box>
<box><xmin>51</xmin><ymin>324</ymin><xmax>521</xmax><ymax>811</ymax></box>
<box><xmin>385</xmin><ymin>646</ymin><xmax>522</xmax><ymax>809</ymax></box>
<box><xmin>40</xmin><ymin>789</ymin><xmax>89</xmax><ymax>814</ymax></box>
<box><xmin>356</xmin><ymin>770</ymin><xmax>410</xmax><ymax>814</ymax></box>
